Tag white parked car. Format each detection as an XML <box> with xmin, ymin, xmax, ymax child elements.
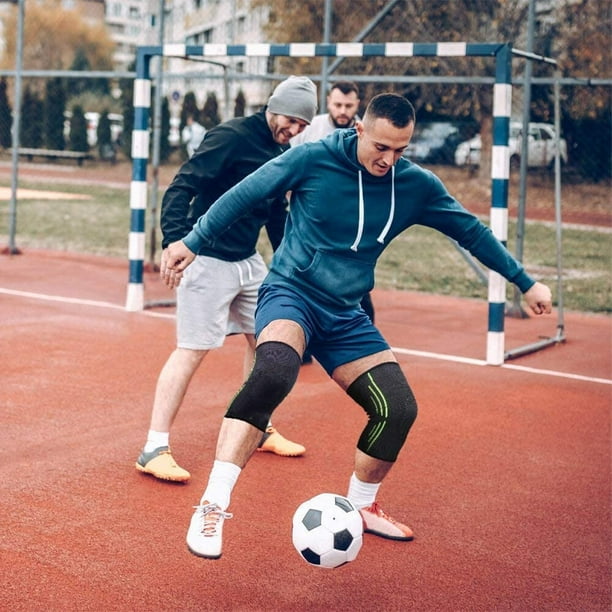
<box><xmin>169</xmin><ymin>116</ymin><xmax>181</xmax><ymax>148</ymax></box>
<box><xmin>64</xmin><ymin>111</ymin><xmax>124</xmax><ymax>147</ymax></box>
<box><xmin>85</xmin><ymin>112</ymin><xmax>124</xmax><ymax>147</ymax></box>
<box><xmin>454</xmin><ymin>121</ymin><xmax>568</xmax><ymax>169</ymax></box>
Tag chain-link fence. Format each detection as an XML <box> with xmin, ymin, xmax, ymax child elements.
<box><xmin>0</xmin><ymin>57</ymin><xmax>610</xmax><ymax>317</ymax></box>
<box><xmin>0</xmin><ymin>70</ymin><xmax>609</xmax><ymax>173</ymax></box>
<box><xmin>0</xmin><ymin>71</ymin><xmax>609</xmax><ymax>252</ymax></box>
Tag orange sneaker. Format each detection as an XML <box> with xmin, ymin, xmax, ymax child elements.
<box><xmin>359</xmin><ymin>502</ymin><xmax>414</xmax><ymax>540</ymax></box>
<box><xmin>135</xmin><ymin>446</ymin><xmax>191</xmax><ymax>482</ymax></box>
<box><xmin>256</xmin><ymin>426</ymin><xmax>305</xmax><ymax>457</ymax></box>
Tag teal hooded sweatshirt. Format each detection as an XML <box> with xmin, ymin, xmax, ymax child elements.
<box><xmin>183</xmin><ymin>128</ymin><xmax>534</xmax><ymax>310</ymax></box>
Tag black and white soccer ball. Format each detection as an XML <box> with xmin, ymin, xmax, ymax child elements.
<box><xmin>292</xmin><ymin>493</ymin><xmax>363</xmax><ymax>569</ymax></box>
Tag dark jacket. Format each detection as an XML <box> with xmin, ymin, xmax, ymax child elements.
<box><xmin>160</xmin><ymin>110</ymin><xmax>287</xmax><ymax>260</ymax></box>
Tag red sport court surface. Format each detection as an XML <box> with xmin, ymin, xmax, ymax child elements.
<box><xmin>1</xmin><ymin>249</ymin><xmax>610</xmax><ymax>611</ymax></box>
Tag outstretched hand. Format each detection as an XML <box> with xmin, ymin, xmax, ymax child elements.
<box><xmin>523</xmin><ymin>281</ymin><xmax>553</xmax><ymax>315</ymax></box>
<box><xmin>160</xmin><ymin>241</ymin><xmax>196</xmax><ymax>289</ymax></box>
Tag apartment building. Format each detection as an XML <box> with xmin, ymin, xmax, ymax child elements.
<box><xmin>161</xmin><ymin>0</ymin><xmax>274</xmax><ymax>120</ymax></box>
<box><xmin>103</xmin><ymin>0</ymin><xmax>273</xmax><ymax>120</ymax></box>
<box><xmin>105</xmin><ymin>0</ymin><xmax>153</xmax><ymax>71</ymax></box>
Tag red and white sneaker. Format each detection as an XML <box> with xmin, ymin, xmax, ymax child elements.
<box><xmin>359</xmin><ymin>502</ymin><xmax>414</xmax><ymax>541</ymax></box>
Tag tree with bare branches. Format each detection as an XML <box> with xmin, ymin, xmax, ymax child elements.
<box><xmin>251</xmin><ymin>0</ymin><xmax>529</xmax><ymax>178</ymax></box>
<box><xmin>0</xmin><ymin>0</ymin><xmax>115</xmax><ymax>80</ymax></box>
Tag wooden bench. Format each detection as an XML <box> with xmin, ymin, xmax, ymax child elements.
<box><xmin>17</xmin><ymin>148</ymin><xmax>93</xmax><ymax>166</ymax></box>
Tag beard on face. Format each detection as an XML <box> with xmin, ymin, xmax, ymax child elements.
<box><xmin>331</xmin><ymin>115</ymin><xmax>354</xmax><ymax>129</ymax></box>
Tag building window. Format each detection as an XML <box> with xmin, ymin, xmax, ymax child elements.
<box><xmin>108</xmin><ymin>2</ymin><xmax>122</xmax><ymax>18</ymax></box>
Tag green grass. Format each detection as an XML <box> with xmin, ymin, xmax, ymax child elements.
<box><xmin>374</xmin><ymin>223</ymin><xmax>611</xmax><ymax>313</ymax></box>
<box><xmin>2</xmin><ymin>180</ymin><xmax>610</xmax><ymax>314</ymax></box>
<box><xmin>1</xmin><ymin>183</ymin><xmax>132</xmax><ymax>257</ymax></box>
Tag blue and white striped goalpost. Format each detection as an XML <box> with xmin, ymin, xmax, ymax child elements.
<box><xmin>488</xmin><ymin>43</ymin><xmax>513</xmax><ymax>365</ymax></box>
<box><xmin>127</xmin><ymin>42</ymin><xmax>513</xmax><ymax>365</ymax></box>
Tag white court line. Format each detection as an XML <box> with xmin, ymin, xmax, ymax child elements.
<box><xmin>502</xmin><ymin>362</ymin><xmax>612</xmax><ymax>385</ymax></box>
<box><xmin>0</xmin><ymin>287</ymin><xmax>175</xmax><ymax>319</ymax></box>
<box><xmin>2</xmin><ymin>287</ymin><xmax>610</xmax><ymax>385</ymax></box>
<box><xmin>391</xmin><ymin>347</ymin><xmax>612</xmax><ymax>386</ymax></box>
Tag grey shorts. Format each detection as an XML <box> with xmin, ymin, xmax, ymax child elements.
<box><xmin>176</xmin><ymin>252</ymin><xmax>268</xmax><ymax>350</ymax></box>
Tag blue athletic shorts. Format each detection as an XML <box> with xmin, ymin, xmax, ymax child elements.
<box><xmin>255</xmin><ymin>283</ymin><xmax>390</xmax><ymax>375</ymax></box>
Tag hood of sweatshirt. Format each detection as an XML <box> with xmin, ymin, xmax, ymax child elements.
<box><xmin>318</xmin><ymin>128</ymin><xmax>398</xmax><ymax>252</ymax></box>
<box><xmin>258</xmin><ymin>127</ymin><xmax>415</xmax><ymax>309</ymax></box>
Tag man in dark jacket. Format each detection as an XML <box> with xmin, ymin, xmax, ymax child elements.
<box><xmin>136</xmin><ymin>76</ymin><xmax>317</xmax><ymax>483</ymax></box>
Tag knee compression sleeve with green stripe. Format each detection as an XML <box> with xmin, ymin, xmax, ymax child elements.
<box><xmin>347</xmin><ymin>362</ymin><xmax>418</xmax><ymax>462</ymax></box>
<box><xmin>224</xmin><ymin>341</ymin><xmax>301</xmax><ymax>431</ymax></box>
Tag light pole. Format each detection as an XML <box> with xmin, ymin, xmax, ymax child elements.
<box><xmin>147</xmin><ymin>0</ymin><xmax>166</xmax><ymax>270</ymax></box>
<box><xmin>3</xmin><ymin>0</ymin><xmax>25</xmax><ymax>256</ymax></box>
<box><xmin>508</xmin><ymin>0</ymin><xmax>536</xmax><ymax>318</ymax></box>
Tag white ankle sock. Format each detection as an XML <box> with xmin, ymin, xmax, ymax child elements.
<box><xmin>201</xmin><ymin>460</ymin><xmax>242</xmax><ymax>510</ymax></box>
<box><xmin>144</xmin><ymin>430</ymin><xmax>169</xmax><ymax>452</ymax></box>
<box><xmin>347</xmin><ymin>472</ymin><xmax>381</xmax><ymax>509</ymax></box>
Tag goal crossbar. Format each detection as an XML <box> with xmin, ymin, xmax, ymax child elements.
<box><xmin>127</xmin><ymin>41</ymin><xmax>562</xmax><ymax>365</ymax></box>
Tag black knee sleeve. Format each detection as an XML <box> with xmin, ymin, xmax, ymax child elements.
<box><xmin>225</xmin><ymin>341</ymin><xmax>301</xmax><ymax>431</ymax></box>
<box><xmin>347</xmin><ymin>362</ymin><xmax>418</xmax><ymax>462</ymax></box>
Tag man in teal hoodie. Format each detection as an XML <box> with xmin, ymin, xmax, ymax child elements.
<box><xmin>163</xmin><ymin>93</ymin><xmax>553</xmax><ymax>560</ymax></box>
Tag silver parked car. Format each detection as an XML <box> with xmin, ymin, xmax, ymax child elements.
<box><xmin>454</xmin><ymin>121</ymin><xmax>568</xmax><ymax>169</ymax></box>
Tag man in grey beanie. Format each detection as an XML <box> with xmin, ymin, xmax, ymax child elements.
<box><xmin>267</xmin><ymin>75</ymin><xmax>318</xmax><ymax>124</ymax></box>
<box><xmin>135</xmin><ymin>76</ymin><xmax>317</xmax><ymax>483</ymax></box>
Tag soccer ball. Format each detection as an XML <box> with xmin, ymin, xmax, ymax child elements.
<box><xmin>292</xmin><ymin>493</ymin><xmax>363</xmax><ymax>569</ymax></box>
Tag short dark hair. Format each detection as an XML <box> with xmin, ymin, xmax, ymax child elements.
<box><xmin>330</xmin><ymin>80</ymin><xmax>360</xmax><ymax>97</ymax></box>
<box><xmin>363</xmin><ymin>93</ymin><xmax>415</xmax><ymax>128</ymax></box>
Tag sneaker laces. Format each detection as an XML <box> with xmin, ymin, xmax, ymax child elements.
<box><xmin>193</xmin><ymin>503</ymin><xmax>233</xmax><ymax>537</ymax></box>
<box><xmin>366</xmin><ymin>502</ymin><xmax>399</xmax><ymax>524</ymax></box>
<box><xmin>158</xmin><ymin>450</ymin><xmax>177</xmax><ymax>464</ymax></box>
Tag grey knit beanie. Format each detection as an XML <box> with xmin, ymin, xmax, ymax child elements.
<box><xmin>267</xmin><ymin>76</ymin><xmax>318</xmax><ymax>123</ymax></box>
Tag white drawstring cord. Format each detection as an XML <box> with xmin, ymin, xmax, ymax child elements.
<box><xmin>234</xmin><ymin>258</ymin><xmax>254</xmax><ymax>286</ymax></box>
<box><xmin>377</xmin><ymin>165</ymin><xmax>395</xmax><ymax>244</ymax></box>
<box><xmin>350</xmin><ymin>170</ymin><xmax>365</xmax><ymax>251</ymax></box>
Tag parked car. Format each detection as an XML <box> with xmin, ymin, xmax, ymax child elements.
<box><xmin>454</xmin><ymin>121</ymin><xmax>568</xmax><ymax>169</ymax></box>
<box><xmin>88</xmin><ymin>112</ymin><xmax>123</xmax><ymax>147</ymax></box>
<box><xmin>403</xmin><ymin>121</ymin><xmax>476</xmax><ymax>165</ymax></box>
<box><xmin>64</xmin><ymin>111</ymin><xmax>123</xmax><ymax>148</ymax></box>
<box><xmin>169</xmin><ymin>116</ymin><xmax>181</xmax><ymax>148</ymax></box>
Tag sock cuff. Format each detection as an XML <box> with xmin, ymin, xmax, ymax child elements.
<box><xmin>213</xmin><ymin>459</ymin><xmax>242</xmax><ymax>480</ymax></box>
<box><xmin>348</xmin><ymin>472</ymin><xmax>381</xmax><ymax>509</ymax></box>
<box><xmin>145</xmin><ymin>430</ymin><xmax>169</xmax><ymax>451</ymax></box>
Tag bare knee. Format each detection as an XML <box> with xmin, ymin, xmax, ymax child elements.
<box><xmin>173</xmin><ymin>347</ymin><xmax>208</xmax><ymax>369</ymax></box>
